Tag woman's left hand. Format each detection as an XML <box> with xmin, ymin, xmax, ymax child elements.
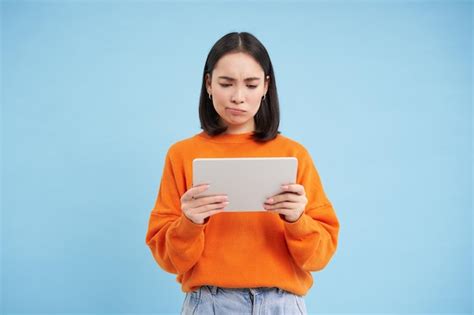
<box><xmin>263</xmin><ymin>184</ymin><xmax>308</xmax><ymax>222</ymax></box>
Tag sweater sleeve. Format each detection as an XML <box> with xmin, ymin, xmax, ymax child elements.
<box><xmin>145</xmin><ymin>147</ymin><xmax>208</xmax><ymax>275</ymax></box>
<box><xmin>282</xmin><ymin>147</ymin><xmax>340</xmax><ymax>271</ymax></box>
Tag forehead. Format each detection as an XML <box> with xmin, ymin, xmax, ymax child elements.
<box><xmin>213</xmin><ymin>52</ymin><xmax>264</xmax><ymax>78</ymax></box>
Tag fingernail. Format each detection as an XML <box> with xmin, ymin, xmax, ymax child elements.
<box><xmin>267</xmin><ymin>198</ymin><xmax>273</xmax><ymax>203</ymax></box>
<box><xmin>281</xmin><ymin>185</ymin><xmax>288</xmax><ymax>189</ymax></box>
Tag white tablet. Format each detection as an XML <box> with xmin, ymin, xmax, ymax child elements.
<box><xmin>192</xmin><ymin>157</ymin><xmax>298</xmax><ymax>212</ymax></box>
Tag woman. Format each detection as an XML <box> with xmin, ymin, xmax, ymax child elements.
<box><xmin>145</xmin><ymin>31</ymin><xmax>340</xmax><ymax>315</ymax></box>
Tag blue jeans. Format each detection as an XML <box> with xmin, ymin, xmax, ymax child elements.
<box><xmin>180</xmin><ymin>285</ymin><xmax>307</xmax><ymax>315</ymax></box>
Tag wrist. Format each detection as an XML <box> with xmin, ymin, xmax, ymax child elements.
<box><xmin>281</xmin><ymin>212</ymin><xmax>304</xmax><ymax>223</ymax></box>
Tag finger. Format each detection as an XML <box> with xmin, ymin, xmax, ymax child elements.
<box><xmin>182</xmin><ymin>183</ymin><xmax>210</xmax><ymax>202</ymax></box>
<box><xmin>192</xmin><ymin>201</ymin><xmax>229</xmax><ymax>214</ymax></box>
<box><xmin>184</xmin><ymin>201</ymin><xmax>224</xmax><ymax>216</ymax></box>
<box><xmin>264</xmin><ymin>201</ymin><xmax>298</xmax><ymax>210</ymax></box>
<box><xmin>192</xmin><ymin>195</ymin><xmax>228</xmax><ymax>207</ymax></box>
<box><xmin>281</xmin><ymin>184</ymin><xmax>305</xmax><ymax>195</ymax></box>
<box><xmin>265</xmin><ymin>193</ymin><xmax>300</xmax><ymax>205</ymax></box>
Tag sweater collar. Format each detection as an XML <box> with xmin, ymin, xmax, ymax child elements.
<box><xmin>197</xmin><ymin>131</ymin><xmax>255</xmax><ymax>144</ymax></box>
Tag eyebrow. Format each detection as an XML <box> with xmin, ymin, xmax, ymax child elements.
<box><xmin>218</xmin><ymin>76</ymin><xmax>261</xmax><ymax>82</ymax></box>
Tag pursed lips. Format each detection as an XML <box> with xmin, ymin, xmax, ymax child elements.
<box><xmin>227</xmin><ymin>107</ymin><xmax>246</xmax><ymax>112</ymax></box>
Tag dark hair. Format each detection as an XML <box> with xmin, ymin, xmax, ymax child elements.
<box><xmin>199</xmin><ymin>32</ymin><xmax>281</xmax><ymax>142</ymax></box>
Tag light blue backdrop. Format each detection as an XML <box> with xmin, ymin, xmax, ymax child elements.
<box><xmin>2</xmin><ymin>0</ymin><xmax>472</xmax><ymax>314</ymax></box>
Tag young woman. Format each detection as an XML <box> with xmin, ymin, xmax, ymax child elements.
<box><xmin>145</xmin><ymin>31</ymin><xmax>340</xmax><ymax>315</ymax></box>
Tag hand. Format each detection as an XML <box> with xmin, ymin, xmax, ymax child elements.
<box><xmin>180</xmin><ymin>184</ymin><xmax>229</xmax><ymax>224</ymax></box>
<box><xmin>263</xmin><ymin>184</ymin><xmax>307</xmax><ymax>222</ymax></box>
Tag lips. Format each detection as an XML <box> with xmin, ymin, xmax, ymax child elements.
<box><xmin>227</xmin><ymin>107</ymin><xmax>246</xmax><ymax>112</ymax></box>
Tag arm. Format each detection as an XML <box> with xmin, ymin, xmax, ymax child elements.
<box><xmin>145</xmin><ymin>148</ymin><xmax>207</xmax><ymax>274</ymax></box>
<box><xmin>282</xmin><ymin>148</ymin><xmax>340</xmax><ymax>271</ymax></box>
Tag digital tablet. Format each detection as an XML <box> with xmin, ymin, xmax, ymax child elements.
<box><xmin>192</xmin><ymin>157</ymin><xmax>298</xmax><ymax>212</ymax></box>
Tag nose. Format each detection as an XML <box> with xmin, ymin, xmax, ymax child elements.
<box><xmin>231</xmin><ymin>88</ymin><xmax>245</xmax><ymax>104</ymax></box>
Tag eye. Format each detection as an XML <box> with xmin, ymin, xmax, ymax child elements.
<box><xmin>218</xmin><ymin>83</ymin><xmax>258</xmax><ymax>89</ymax></box>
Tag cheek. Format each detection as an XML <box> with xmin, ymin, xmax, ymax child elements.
<box><xmin>248</xmin><ymin>93</ymin><xmax>264</xmax><ymax>111</ymax></box>
<box><xmin>249</xmin><ymin>93</ymin><xmax>263</xmax><ymax>104</ymax></box>
<box><xmin>212</xmin><ymin>92</ymin><xmax>228</xmax><ymax>107</ymax></box>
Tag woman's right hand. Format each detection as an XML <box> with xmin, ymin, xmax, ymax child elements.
<box><xmin>180</xmin><ymin>184</ymin><xmax>229</xmax><ymax>224</ymax></box>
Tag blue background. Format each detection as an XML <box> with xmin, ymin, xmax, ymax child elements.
<box><xmin>2</xmin><ymin>0</ymin><xmax>472</xmax><ymax>314</ymax></box>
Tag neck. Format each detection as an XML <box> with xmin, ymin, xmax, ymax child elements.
<box><xmin>222</xmin><ymin>120</ymin><xmax>255</xmax><ymax>135</ymax></box>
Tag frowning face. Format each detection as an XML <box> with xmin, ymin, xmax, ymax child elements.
<box><xmin>206</xmin><ymin>52</ymin><xmax>269</xmax><ymax>134</ymax></box>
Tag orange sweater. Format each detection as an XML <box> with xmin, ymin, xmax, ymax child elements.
<box><xmin>145</xmin><ymin>131</ymin><xmax>340</xmax><ymax>296</ymax></box>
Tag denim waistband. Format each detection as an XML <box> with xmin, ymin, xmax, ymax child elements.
<box><xmin>205</xmin><ymin>285</ymin><xmax>285</xmax><ymax>296</ymax></box>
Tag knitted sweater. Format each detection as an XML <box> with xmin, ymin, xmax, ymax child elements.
<box><xmin>145</xmin><ymin>131</ymin><xmax>340</xmax><ymax>296</ymax></box>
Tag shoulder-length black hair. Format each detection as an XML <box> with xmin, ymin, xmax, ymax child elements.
<box><xmin>199</xmin><ymin>32</ymin><xmax>281</xmax><ymax>142</ymax></box>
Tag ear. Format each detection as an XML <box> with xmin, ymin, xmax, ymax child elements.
<box><xmin>205</xmin><ymin>73</ymin><xmax>212</xmax><ymax>93</ymax></box>
<box><xmin>264</xmin><ymin>75</ymin><xmax>270</xmax><ymax>95</ymax></box>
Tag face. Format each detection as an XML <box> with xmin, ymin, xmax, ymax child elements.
<box><xmin>206</xmin><ymin>52</ymin><xmax>269</xmax><ymax>134</ymax></box>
